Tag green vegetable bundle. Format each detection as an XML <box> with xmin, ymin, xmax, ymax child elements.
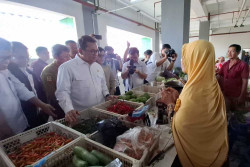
<box><xmin>73</xmin><ymin>146</ymin><xmax>112</xmax><ymax>167</ymax></box>
<box><xmin>118</xmin><ymin>91</ymin><xmax>150</xmax><ymax>104</ymax></box>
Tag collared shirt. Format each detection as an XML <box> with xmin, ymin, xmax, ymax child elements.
<box><xmin>122</xmin><ymin>60</ymin><xmax>147</xmax><ymax>91</ymax></box>
<box><xmin>102</xmin><ymin>65</ymin><xmax>116</xmax><ymax>95</ymax></box>
<box><xmin>41</xmin><ymin>61</ymin><xmax>58</xmax><ymax>103</ymax></box>
<box><xmin>219</xmin><ymin>59</ymin><xmax>249</xmax><ymax>97</ymax></box>
<box><xmin>31</xmin><ymin>58</ymin><xmax>48</xmax><ymax>82</ymax></box>
<box><xmin>215</xmin><ymin>62</ymin><xmax>225</xmax><ymax>70</ymax></box>
<box><xmin>0</xmin><ymin>70</ymin><xmax>35</xmax><ymax>134</ymax></box>
<box><xmin>19</xmin><ymin>67</ymin><xmax>37</xmax><ymax>95</ymax></box>
<box><xmin>106</xmin><ymin>60</ymin><xmax>120</xmax><ymax>87</ymax></box>
<box><xmin>146</xmin><ymin>52</ymin><xmax>170</xmax><ymax>82</ymax></box>
<box><xmin>56</xmin><ymin>56</ymin><xmax>109</xmax><ymax>113</ymax></box>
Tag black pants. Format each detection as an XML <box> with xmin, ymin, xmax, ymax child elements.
<box><xmin>114</xmin><ymin>86</ymin><xmax>121</xmax><ymax>95</ymax></box>
<box><xmin>171</xmin><ymin>155</ymin><xmax>229</xmax><ymax>167</ymax></box>
<box><xmin>172</xmin><ymin>155</ymin><xmax>182</xmax><ymax>167</ymax></box>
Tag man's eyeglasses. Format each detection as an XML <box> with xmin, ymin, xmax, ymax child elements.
<box><xmin>85</xmin><ymin>49</ymin><xmax>99</xmax><ymax>55</ymax></box>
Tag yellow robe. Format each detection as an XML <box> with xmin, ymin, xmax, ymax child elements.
<box><xmin>172</xmin><ymin>40</ymin><xmax>228</xmax><ymax>167</ymax></box>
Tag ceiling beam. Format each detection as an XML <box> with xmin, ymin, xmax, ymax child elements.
<box><xmin>202</xmin><ymin>0</ymin><xmax>227</xmax><ymax>5</ymax></box>
<box><xmin>191</xmin><ymin>0</ymin><xmax>208</xmax><ymax>21</ymax></box>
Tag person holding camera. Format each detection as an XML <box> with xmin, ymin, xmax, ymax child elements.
<box><xmin>146</xmin><ymin>44</ymin><xmax>177</xmax><ymax>82</ymax></box>
<box><xmin>121</xmin><ymin>47</ymin><xmax>147</xmax><ymax>91</ymax></box>
<box><xmin>104</xmin><ymin>46</ymin><xmax>122</xmax><ymax>95</ymax></box>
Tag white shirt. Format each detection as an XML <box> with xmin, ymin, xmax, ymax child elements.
<box><xmin>0</xmin><ymin>70</ymin><xmax>35</xmax><ymax>134</ymax></box>
<box><xmin>20</xmin><ymin>67</ymin><xmax>37</xmax><ymax>95</ymax></box>
<box><xmin>146</xmin><ymin>52</ymin><xmax>170</xmax><ymax>82</ymax></box>
<box><xmin>122</xmin><ymin>60</ymin><xmax>147</xmax><ymax>91</ymax></box>
<box><xmin>56</xmin><ymin>56</ymin><xmax>109</xmax><ymax>113</ymax></box>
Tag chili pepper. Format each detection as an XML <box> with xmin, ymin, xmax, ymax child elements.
<box><xmin>107</xmin><ymin>101</ymin><xmax>135</xmax><ymax>114</ymax></box>
<box><xmin>8</xmin><ymin>132</ymin><xmax>73</xmax><ymax>167</ymax></box>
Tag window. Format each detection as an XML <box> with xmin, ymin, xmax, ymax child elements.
<box><xmin>106</xmin><ymin>26</ymin><xmax>152</xmax><ymax>59</ymax></box>
<box><xmin>0</xmin><ymin>2</ymin><xmax>77</xmax><ymax>59</ymax></box>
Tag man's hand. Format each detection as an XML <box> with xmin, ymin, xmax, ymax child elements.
<box><xmin>162</xmin><ymin>52</ymin><xmax>167</xmax><ymax>59</ymax></box>
<box><xmin>171</xmin><ymin>54</ymin><xmax>177</xmax><ymax>62</ymax></box>
<box><xmin>65</xmin><ymin>110</ymin><xmax>80</xmax><ymax>123</ymax></box>
<box><xmin>127</xmin><ymin>41</ymin><xmax>130</xmax><ymax>48</ymax></box>
<box><xmin>116</xmin><ymin>55</ymin><xmax>122</xmax><ymax>61</ymax></box>
<box><xmin>105</xmin><ymin>95</ymin><xmax>118</xmax><ymax>101</ymax></box>
<box><xmin>40</xmin><ymin>103</ymin><xmax>57</xmax><ymax>118</ymax></box>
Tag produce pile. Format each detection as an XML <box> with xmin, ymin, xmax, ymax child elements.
<box><xmin>72</xmin><ymin>146</ymin><xmax>112</xmax><ymax>167</ymax></box>
<box><xmin>8</xmin><ymin>132</ymin><xmax>72</xmax><ymax>167</ymax></box>
<box><xmin>118</xmin><ymin>91</ymin><xmax>151</xmax><ymax>104</ymax></box>
<box><xmin>156</xmin><ymin>77</ymin><xmax>178</xmax><ymax>84</ymax></box>
<box><xmin>107</xmin><ymin>101</ymin><xmax>135</xmax><ymax>114</ymax></box>
<box><xmin>70</xmin><ymin>118</ymin><xmax>101</xmax><ymax>135</ymax></box>
<box><xmin>114</xmin><ymin>127</ymin><xmax>155</xmax><ymax>160</ymax></box>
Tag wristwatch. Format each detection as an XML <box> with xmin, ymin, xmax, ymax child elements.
<box><xmin>105</xmin><ymin>94</ymin><xmax>110</xmax><ymax>98</ymax></box>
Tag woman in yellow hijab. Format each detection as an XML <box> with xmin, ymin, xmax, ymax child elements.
<box><xmin>172</xmin><ymin>40</ymin><xmax>228</xmax><ymax>167</ymax></box>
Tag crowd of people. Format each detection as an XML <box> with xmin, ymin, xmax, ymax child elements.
<box><xmin>0</xmin><ymin>35</ymin><xmax>177</xmax><ymax>140</ymax></box>
<box><xmin>0</xmin><ymin>34</ymin><xmax>249</xmax><ymax>166</ymax></box>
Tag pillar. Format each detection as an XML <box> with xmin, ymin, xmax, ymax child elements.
<box><xmin>199</xmin><ymin>21</ymin><xmax>210</xmax><ymax>41</ymax></box>
<box><xmin>82</xmin><ymin>5</ymin><xmax>99</xmax><ymax>35</ymax></box>
<box><xmin>161</xmin><ymin>0</ymin><xmax>191</xmax><ymax>67</ymax></box>
<box><xmin>155</xmin><ymin>31</ymin><xmax>160</xmax><ymax>52</ymax></box>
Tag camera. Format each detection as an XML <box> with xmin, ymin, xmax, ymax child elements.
<box><xmin>106</xmin><ymin>53</ymin><xmax>117</xmax><ymax>59</ymax></box>
<box><xmin>93</xmin><ymin>34</ymin><xmax>102</xmax><ymax>40</ymax></box>
<box><xmin>166</xmin><ymin>49</ymin><xmax>176</xmax><ymax>58</ymax></box>
<box><xmin>128</xmin><ymin>59</ymin><xmax>136</xmax><ymax>75</ymax></box>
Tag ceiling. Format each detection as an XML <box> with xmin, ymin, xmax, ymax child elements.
<box><xmin>120</xmin><ymin>0</ymin><xmax>250</xmax><ymax>35</ymax></box>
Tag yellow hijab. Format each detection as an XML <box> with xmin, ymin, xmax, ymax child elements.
<box><xmin>172</xmin><ymin>40</ymin><xmax>228</xmax><ymax>167</ymax></box>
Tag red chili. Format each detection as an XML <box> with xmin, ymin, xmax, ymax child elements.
<box><xmin>107</xmin><ymin>101</ymin><xmax>134</xmax><ymax>114</ymax></box>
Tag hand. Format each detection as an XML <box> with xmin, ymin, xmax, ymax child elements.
<box><xmin>127</xmin><ymin>41</ymin><xmax>130</xmax><ymax>48</ymax></box>
<box><xmin>40</xmin><ymin>103</ymin><xmax>57</xmax><ymax>118</ymax></box>
<box><xmin>162</xmin><ymin>53</ymin><xmax>167</xmax><ymax>59</ymax></box>
<box><xmin>171</xmin><ymin>54</ymin><xmax>177</xmax><ymax>62</ymax></box>
<box><xmin>135</xmin><ymin>69</ymin><xmax>139</xmax><ymax>74</ymax></box>
<box><xmin>89</xmin><ymin>34</ymin><xmax>95</xmax><ymax>38</ymax></box>
<box><xmin>105</xmin><ymin>95</ymin><xmax>118</xmax><ymax>101</ymax></box>
<box><xmin>236</xmin><ymin>96</ymin><xmax>245</xmax><ymax>105</ymax></box>
<box><xmin>116</xmin><ymin>55</ymin><xmax>122</xmax><ymax>61</ymax></box>
<box><xmin>65</xmin><ymin>110</ymin><xmax>80</xmax><ymax>123</ymax></box>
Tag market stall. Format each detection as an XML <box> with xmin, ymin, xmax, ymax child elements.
<box><xmin>0</xmin><ymin>79</ymin><xmax>182</xmax><ymax>167</ymax></box>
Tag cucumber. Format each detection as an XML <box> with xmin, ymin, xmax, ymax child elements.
<box><xmin>73</xmin><ymin>146</ymin><xmax>99</xmax><ymax>166</ymax></box>
<box><xmin>72</xmin><ymin>155</ymin><xmax>88</xmax><ymax>167</ymax></box>
<box><xmin>91</xmin><ymin>150</ymin><xmax>112</xmax><ymax>165</ymax></box>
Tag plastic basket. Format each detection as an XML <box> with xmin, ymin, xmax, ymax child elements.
<box><xmin>92</xmin><ymin>100</ymin><xmax>144</xmax><ymax>117</ymax></box>
<box><xmin>151</xmin><ymin>81</ymin><xmax>165</xmax><ymax>87</ymax></box>
<box><xmin>55</xmin><ymin>108</ymin><xmax>117</xmax><ymax>137</ymax></box>
<box><xmin>0</xmin><ymin>122</ymin><xmax>80</xmax><ymax>167</ymax></box>
<box><xmin>42</xmin><ymin>137</ymin><xmax>136</xmax><ymax>167</ymax></box>
<box><xmin>90</xmin><ymin>120</ymin><xmax>161</xmax><ymax>167</ymax></box>
<box><xmin>132</xmin><ymin>85</ymin><xmax>162</xmax><ymax>95</ymax></box>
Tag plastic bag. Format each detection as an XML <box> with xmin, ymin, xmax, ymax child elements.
<box><xmin>105</xmin><ymin>158</ymin><xmax>122</xmax><ymax>167</ymax></box>
<box><xmin>114</xmin><ymin>127</ymin><xmax>155</xmax><ymax>160</ymax></box>
<box><xmin>96</xmin><ymin>118</ymin><xmax>129</xmax><ymax>148</ymax></box>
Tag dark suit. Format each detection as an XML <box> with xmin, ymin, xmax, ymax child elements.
<box><xmin>8</xmin><ymin>63</ymin><xmax>48</xmax><ymax>128</ymax></box>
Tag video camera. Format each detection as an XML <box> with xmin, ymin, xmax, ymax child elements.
<box><xmin>166</xmin><ymin>49</ymin><xmax>176</xmax><ymax>58</ymax></box>
<box><xmin>106</xmin><ymin>53</ymin><xmax>117</xmax><ymax>59</ymax></box>
<box><xmin>128</xmin><ymin>59</ymin><xmax>136</xmax><ymax>75</ymax></box>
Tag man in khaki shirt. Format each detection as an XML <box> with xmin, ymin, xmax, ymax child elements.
<box><xmin>97</xmin><ymin>47</ymin><xmax>116</xmax><ymax>95</ymax></box>
<box><xmin>41</xmin><ymin>44</ymin><xmax>71</xmax><ymax>119</ymax></box>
